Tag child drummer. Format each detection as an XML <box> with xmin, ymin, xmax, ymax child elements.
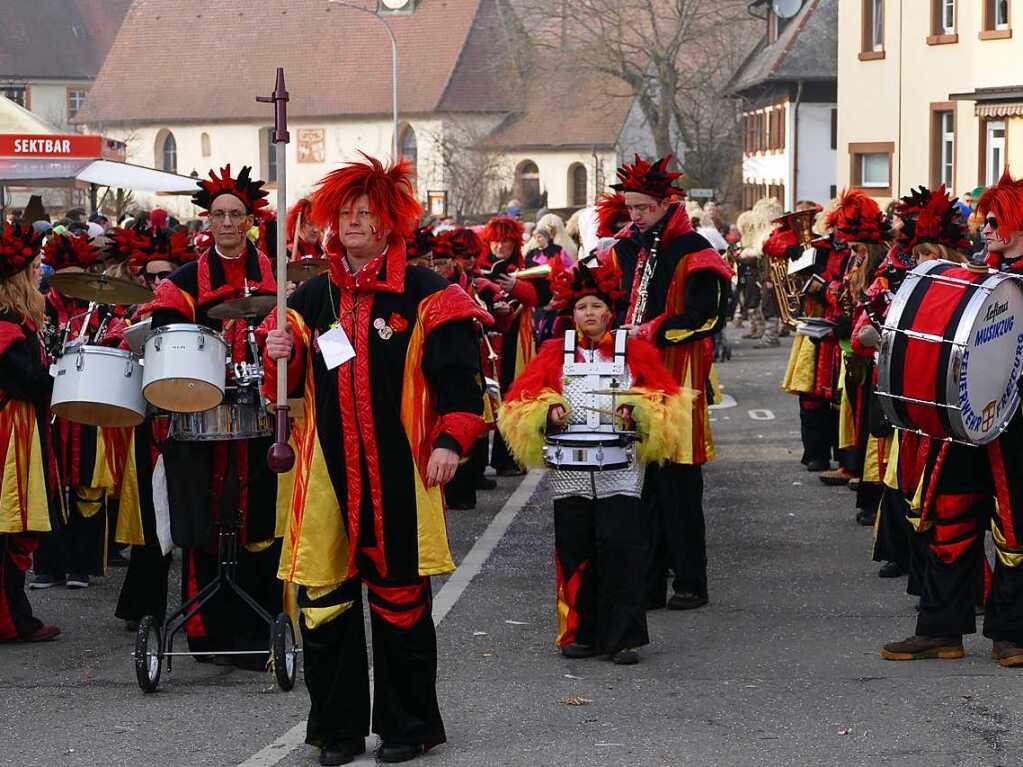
<box><xmin>498</xmin><ymin>256</ymin><xmax>685</xmax><ymax>664</ymax></box>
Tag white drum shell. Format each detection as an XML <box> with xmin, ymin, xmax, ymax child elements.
<box><xmin>51</xmin><ymin>345</ymin><xmax>146</xmax><ymax>427</ymax></box>
<box><xmin>543</xmin><ymin>431</ymin><xmax>633</xmax><ymax>472</ymax></box>
<box><xmin>142</xmin><ymin>324</ymin><xmax>228</xmax><ymax>413</ymax></box>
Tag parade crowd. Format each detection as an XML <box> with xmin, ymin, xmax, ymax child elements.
<box><xmin>3</xmin><ymin>148</ymin><xmax>1023</xmax><ymax>765</ymax></box>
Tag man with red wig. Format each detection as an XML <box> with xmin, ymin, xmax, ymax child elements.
<box><xmin>477</xmin><ymin>214</ymin><xmax>537</xmax><ymax>475</ymax></box>
<box><xmin>607</xmin><ymin>154</ymin><xmax>732</xmax><ymax>611</ymax></box>
<box><xmin>265</xmin><ymin>153</ymin><xmax>490</xmax><ymax>764</ymax></box>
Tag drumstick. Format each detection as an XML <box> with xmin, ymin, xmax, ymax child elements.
<box><xmin>290</xmin><ymin>209</ymin><xmax>302</xmax><ymax>263</ymax></box>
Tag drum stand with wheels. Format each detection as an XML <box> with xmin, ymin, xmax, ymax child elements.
<box><xmin>133</xmin><ymin>444</ymin><xmax>298</xmax><ymax>693</ymax></box>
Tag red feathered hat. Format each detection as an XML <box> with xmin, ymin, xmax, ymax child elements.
<box><xmin>0</xmin><ymin>223</ymin><xmax>44</xmax><ymax>280</ymax></box>
<box><xmin>433</xmin><ymin>228</ymin><xmax>483</xmax><ymax>269</ymax></box>
<box><xmin>42</xmin><ymin>232</ymin><xmax>101</xmax><ymax>271</ymax></box>
<box><xmin>192</xmin><ymin>164</ymin><xmax>270</xmax><ymax>216</ymax></box>
<box><xmin>107</xmin><ymin>225</ymin><xmax>194</xmax><ymax>271</ymax></box>
<box><xmin>310</xmin><ymin>152</ymin><xmax>421</xmax><ymax>246</ymax></box>
<box><xmin>548</xmin><ymin>256</ymin><xmax>624</xmax><ymax>313</ymax></box>
<box><xmin>481</xmin><ymin>215</ymin><xmax>524</xmax><ymax>264</ymax></box>
<box><xmin>405</xmin><ymin>224</ymin><xmax>437</xmax><ymax>262</ymax></box>
<box><xmin>596</xmin><ymin>191</ymin><xmax>629</xmax><ymax>237</ymax></box>
<box><xmin>286</xmin><ymin>197</ymin><xmax>315</xmax><ymax>243</ymax></box>
<box><xmin>610</xmin><ymin>154</ymin><xmax>684</xmax><ymax>199</ymax></box>
<box><xmin>825</xmin><ymin>189</ymin><xmax>891</xmax><ymax>244</ymax></box>
<box><xmin>894</xmin><ymin>185</ymin><xmax>970</xmax><ymax>253</ymax></box>
<box><xmin>977</xmin><ymin>168</ymin><xmax>1023</xmax><ymax>239</ymax></box>
<box><xmin>762</xmin><ymin>227</ymin><xmax>800</xmax><ymax>262</ymax></box>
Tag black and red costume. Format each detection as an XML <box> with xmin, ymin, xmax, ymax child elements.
<box><xmin>263</xmin><ymin>155</ymin><xmax>490</xmax><ymax>753</ymax></box>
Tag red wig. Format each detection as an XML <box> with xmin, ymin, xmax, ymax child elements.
<box><xmin>310</xmin><ymin>152</ymin><xmax>421</xmax><ymax>245</ymax></box>
<box><xmin>894</xmin><ymin>185</ymin><xmax>970</xmax><ymax>252</ymax></box>
<box><xmin>596</xmin><ymin>192</ymin><xmax>629</xmax><ymax>237</ymax></box>
<box><xmin>481</xmin><ymin>215</ymin><xmax>524</xmax><ymax>264</ymax></box>
<box><xmin>548</xmin><ymin>256</ymin><xmax>624</xmax><ymax>313</ymax></box>
<box><xmin>286</xmin><ymin>197</ymin><xmax>314</xmax><ymax>243</ymax></box>
<box><xmin>42</xmin><ymin>232</ymin><xmax>101</xmax><ymax>271</ymax></box>
<box><xmin>433</xmin><ymin>227</ymin><xmax>484</xmax><ymax>269</ymax></box>
<box><xmin>977</xmin><ymin>169</ymin><xmax>1023</xmax><ymax>239</ymax></box>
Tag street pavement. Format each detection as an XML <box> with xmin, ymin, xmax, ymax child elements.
<box><xmin>5</xmin><ymin>330</ymin><xmax>1023</xmax><ymax>767</ymax></box>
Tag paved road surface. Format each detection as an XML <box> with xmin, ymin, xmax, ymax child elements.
<box><xmin>5</xmin><ymin>332</ymin><xmax>1023</xmax><ymax>767</ymax></box>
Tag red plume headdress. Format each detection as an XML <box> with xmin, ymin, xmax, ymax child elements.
<box><xmin>977</xmin><ymin>168</ymin><xmax>1023</xmax><ymax>239</ymax></box>
<box><xmin>107</xmin><ymin>224</ymin><xmax>194</xmax><ymax>271</ymax></box>
<box><xmin>405</xmin><ymin>224</ymin><xmax>437</xmax><ymax>262</ymax></box>
<box><xmin>548</xmin><ymin>256</ymin><xmax>624</xmax><ymax>313</ymax></box>
<box><xmin>894</xmin><ymin>185</ymin><xmax>970</xmax><ymax>253</ymax></box>
<box><xmin>192</xmin><ymin>164</ymin><xmax>269</xmax><ymax>216</ymax></box>
<box><xmin>42</xmin><ymin>232</ymin><xmax>101</xmax><ymax>271</ymax></box>
<box><xmin>481</xmin><ymin>215</ymin><xmax>524</xmax><ymax>265</ymax></box>
<box><xmin>825</xmin><ymin>189</ymin><xmax>891</xmax><ymax>244</ymax></box>
<box><xmin>310</xmin><ymin>152</ymin><xmax>421</xmax><ymax>247</ymax></box>
<box><xmin>596</xmin><ymin>191</ymin><xmax>629</xmax><ymax>237</ymax></box>
<box><xmin>433</xmin><ymin>228</ymin><xmax>483</xmax><ymax>270</ymax></box>
<box><xmin>0</xmin><ymin>223</ymin><xmax>44</xmax><ymax>280</ymax></box>
<box><xmin>610</xmin><ymin>154</ymin><xmax>684</xmax><ymax>199</ymax></box>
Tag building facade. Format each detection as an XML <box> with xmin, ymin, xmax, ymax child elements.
<box><xmin>837</xmin><ymin>0</ymin><xmax>1023</xmax><ymax>205</ymax></box>
<box><xmin>728</xmin><ymin>0</ymin><xmax>838</xmax><ymax>211</ymax></box>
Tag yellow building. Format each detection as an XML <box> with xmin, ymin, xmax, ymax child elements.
<box><xmin>837</xmin><ymin>0</ymin><xmax>1023</xmax><ymax>205</ymax></box>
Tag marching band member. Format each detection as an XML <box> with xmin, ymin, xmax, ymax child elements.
<box><xmin>32</xmin><ymin>233</ymin><xmax>128</xmax><ymax>591</ymax></box>
<box><xmin>0</xmin><ymin>223</ymin><xmax>62</xmax><ymax>641</ymax></box>
<box><xmin>264</xmin><ymin>154</ymin><xmax>490</xmax><ymax>765</ymax></box>
<box><xmin>882</xmin><ymin>171</ymin><xmax>1023</xmax><ymax>666</ymax></box>
<box><xmin>145</xmin><ymin>165</ymin><xmax>281</xmax><ymax>665</ymax></box>
<box><xmin>607</xmin><ymin>154</ymin><xmax>732</xmax><ymax>611</ymax></box>
<box><xmin>498</xmin><ymin>256</ymin><xmax>684</xmax><ymax>664</ymax></box>
<box><xmin>478</xmin><ymin>215</ymin><xmax>536</xmax><ymax>476</ymax></box>
<box><xmin>404</xmin><ymin>223</ymin><xmax>436</xmax><ymax>269</ymax></box>
<box><xmin>287</xmin><ymin>197</ymin><xmax>324</xmax><ymax>259</ymax></box>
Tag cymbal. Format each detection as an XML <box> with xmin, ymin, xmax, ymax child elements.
<box><xmin>206</xmin><ymin>294</ymin><xmax>277</xmax><ymax>321</ymax></box>
<box><xmin>48</xmin><ymin>272</ymin><xmax>154</xmax><ymax>305</ymax></box>
<box><xmin>583</xmin><ymin>388</ymin><xmax>646</xmax><ymax>396</ymax></box>
<box><xmin>286</xmin><ymin>257</ymin><xmax>329</xmax><ymax>283</ymax></box>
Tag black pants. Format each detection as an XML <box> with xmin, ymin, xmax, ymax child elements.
<box><xmin>0</xmin><ymin>534</ymin><xmax>42</xmax><ymax>640</ymax></box>
<box><xmin>33</xmin><ymin>494</ymin><xmax>106</xmax><ymax>578</ymax></box>
<box><xmin>645</xmin><ymin>462</ymin><xmax>706</xmax><ymax>603</ymax></box>
<box><xmin>799</xmin><ymin>395</ymin><xmax>836</xmax><ymax>466</ymax></box>
<box><xmin>115</xmin><ymin>546</ymin><xmax>172</xmax><ymax>623</ymax></box>
<box><xmin>299</xmin><ymin>557</ymin><xmax>444</xmax><ymax>750</ymax></box>
<box><xmin>554</xmin><ymin>494</ymin><xmax>649</xmax><ymax>652</ymax></box>
<box><xmin>489</xmin><ymin>430</ymin><xmax>521</xmax><ymax>473</ymax></box>
<box><xmin>873</xmin><ymin>487</ymin><xmax>912</xmax><ymax>568</ymax></box>
<box><xmin>444</xmin><ymin>439</ymin><xmax>487</xmax><ymax>509</ymax></box>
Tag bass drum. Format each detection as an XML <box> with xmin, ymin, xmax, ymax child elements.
<box><xmin>877</xmin><ymin>259</ymin><xmax>1023</xmax><ymax>444</ymax></box>
<box><xmin>51</xmin><ymin>345</ymin><xmax>146</xmax><ymax>427</ymax></box>
<box><xmin>142</xmin><ymin>324</ymin><xmax>227</xmax><ymax>413</ymax></box>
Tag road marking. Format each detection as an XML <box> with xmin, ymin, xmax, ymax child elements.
<box><xmin>709</xmin><ymin>393</ymin><xmax>737</xmax><ymax>410</ymax></box>
<box><xmin>747</xmin><ymin>408</ymin><xmax>775</xmax><ymax>421</ymax></box>
<box><xmin>238</xmin><ymin>470</ymin><xmax>545</xmax><ymax>767</ymax></box>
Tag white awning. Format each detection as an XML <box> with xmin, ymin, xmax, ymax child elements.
<box><xmin>0</xmin><ymin>157</ymin><xmax>196</xmax><ymax>194</ymax></box>
<box><xmin>976</xmin><ymin>102</ymin><xmax>1023</xmax><ymax>118</ymax></box>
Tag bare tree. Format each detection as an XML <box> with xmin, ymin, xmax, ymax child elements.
<box><xmin>425</xmin><ymin>118</ymin><xmax>512</xmax><ymax>222</ymax></box>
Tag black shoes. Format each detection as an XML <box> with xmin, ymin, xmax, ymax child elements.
<box><xmin>611</xmin><ymin>648</ymin><xmax>639</xmax><ymax>665</ymax></box>
<box><xmin>805</xmin><ymin>460</ymin><xmax>830</xmax><ymax>472</ymax></box>
<box><xmin>475</xmin><ymin>476</ymin><xmax>498</xmax><ymax>490</ymax></box>
<box><xmin>667</xmin><ymin>592</ymin><xmax>708</xmax><ymax>610</ymax></box>
<box><xmin>878</xmin><ymin>561</ymin><xmax>906</xmax><ymax>578</ymax></box>
<box><xmin>560</xmin><ymin>642</ymin><xmax>601</xmax><ymax>659</ymax></box>
<box><xmin>319</xmin><ymin>738</ymin><xmax>366</xmax><ymax>766</ymax></box>
<box><xmin>855</xmin><ymin>508</ymin><xmax>877</xmax><ymax>526</ymax></box>
<box><xmin>377</xmin><ymin>743</ymin><xmax>425</xmax><ymax>763</ymax></box>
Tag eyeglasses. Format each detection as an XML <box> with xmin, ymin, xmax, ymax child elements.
<box><xmin>209</xmin><ymin>210</ymin><xmax>249</xmax><ymax>222</ymax></box>
<box><xmin>146</xmin><ymin>270</ymin><xmax>173</xmax><ymax>281</ymax></box>
<box><xmin>624</xmin><ymin>203</ymin><xmax>659</xmax><ymax>214</ymax></box>
<box><xmin>984</xmin><ymin>216</ymin><xmax>998</xmax><ymax>229</ymax></box>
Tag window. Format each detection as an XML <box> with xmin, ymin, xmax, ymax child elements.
<box><xmin>860</xmin><ymin>0</ymin><xmax>885</xmax><ymax>58</ymax></box>
<box><xmin>0</xmin><ymin>85</ymin><xmax>28</xmax><ymax>109</ymax></box>
<box><xmin>264</xmin><ymin>128</ymin><xmax>277</xmax><ymax>183</ymax></box>
<box><xmin>67</xmin><ymin>88</ymin><xmax>88</xmax><ymax>120</ymax></box>
<box><xmin>931</xmin><ymin>107</ymin><xmax>955</xmax><ymax>188</ymax></box>
<box><xmin>569</xmin><ymin>163</ymin><xmax>587</xmax><ymax>207</ymax></box>
<box><xmin>985</xmin><ymin>120</ymin><xmax>1006</xmax><ymax>186</ymax></box>
<box><xmin>156</xmin><ymin>130</ymin><xmax>177</xmax><ymax>173</ymax></box>
<box><xmin>515</xmin><ymin>160</ymin><xmax>542</xmax><ymax>209</ymax></box>
<box><xmin>929</xmin><ymin>0</ymin><xmax>957</xmax><ymax>43</ymax></box>
<box><xmin>849</xmin><ymin>141</ymin><xmax>894</xmax><ymax>196</ymax></box>
<box><xmin>201</xmin><ymin>132</ymin><xmax>211</xmax><ymax>158</ymax></box>
<box><xmin>982</xmin><ymin>0</ymin><xmax>1011</xmax><ymax>38</ymax></box>
<box><xmin>942</xmin><ymin>0</ymin><xmax>955</xmax><ymax>32</ymax></box>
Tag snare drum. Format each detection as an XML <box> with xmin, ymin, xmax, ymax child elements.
<box><xmin>543</xmin><ymin>430</ymin><xmax>634</xmax><ymax>471</ymax></box>
<box><xmin>51</xmin><ymin>345</ymin><xmax>146</xmax><ymax>427</ymax></box>
<box><xmin>169</xmin><ymin>388</ymin><xmax>272</xmax><ymax>442</ymax></box>
<box><xmin>142</xmin><ymin>324</ymin><xmax>227</xmax><ymax>413</ymax></box>
<box><xmin>877</xmin><ymin>260</ymin><xmax>1023</xmax><ymax>444</ymax></box>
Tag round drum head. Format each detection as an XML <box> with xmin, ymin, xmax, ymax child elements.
<box><xmin>52</xmin><ymin>401</ymin><xmax>145</xmax><ymax>428</ymax></box>
<box><xmin>144</xmin><ymin>379</ymin><xmax>224</xmax><ymax>413</ymax></box>
<box><xmin>956</xmin><ymin>276</ymin><xmax>1023</xmax><ymax>443</ymax></box>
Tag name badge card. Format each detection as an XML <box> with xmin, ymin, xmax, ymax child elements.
<box><xmin>319</xmin><ymin>325</ymin><xmax>355</xmax><ymax>370</ymax></box>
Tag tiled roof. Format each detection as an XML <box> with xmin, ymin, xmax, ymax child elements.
<box><xmin>0</xmin><ymin>0</ymin><xmax>133</xmax><ymax>80</ymax></box>
<box><xmin>77</xmin><ymin>0</ymin><xmax>518</xmax><ymax>125</ymax></box>
<box><xmin>725</xmin><ymin>0</ymin><xmax>837</xmax><ymax>97</ymax></box>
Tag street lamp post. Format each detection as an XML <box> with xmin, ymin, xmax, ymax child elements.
<box><xmin>328</xmin><ymin>0</ymin><xmax>400</xmax><ymax>161</ymax></box>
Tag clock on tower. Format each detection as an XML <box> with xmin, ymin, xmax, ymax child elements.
<box><xmin>378</xmin><ymin>0</ymin><xmax>416</xmax><ymax>13</ymax></box>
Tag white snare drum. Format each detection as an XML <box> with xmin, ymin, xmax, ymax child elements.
<box><xmin>169</xmin><ymin>388</ymin><xmax>272</xmax><ymax>442</ymax></box>
<box><xmin>51</xmin><ymin>345</ymin><xmax>146</xmax><ymax>427</ymax></box>
<box><xmin>543</xmin><ymin>430</ymin><xmax>634</xmax><ymax>471</ymax></box>
<box><xmin>142</xmin><ymin>324</ymin><xmax>227</xmax><ymax>413</ymax></box>
<box><xmin>877</xmin><ymin>260</ymin><xmax>1023</xmax><ymax>444</ymax></box>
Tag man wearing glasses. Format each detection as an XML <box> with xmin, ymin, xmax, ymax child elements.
<box><xmin>608</xmin><ymin>154</ymin><xmax>732</xmax><ymax>613</ymax></box>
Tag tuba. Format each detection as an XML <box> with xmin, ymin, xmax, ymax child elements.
<box><xmin>766</xmin><ymin>208</ymin><xmax>818</xmax><ymax>328</ymax></box>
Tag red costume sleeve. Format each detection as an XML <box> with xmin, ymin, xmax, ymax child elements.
<box><xmin>504</xmin><ymin>338</ymin><xmax>564</xmax><ymax>403</ymax></box>
<box><xmin>258</xmin><ymin>309</ymin><xmax>308</xmax><ymax>400</ymax></box>
<box><xmin>0</xmin><ymin>320</ymin><xmax>26</xmax><ymax>356</ymax></box>
<box><xmin>627</xmin><ymin>337</ymin><xmax>680</xmax><ymax>394</ymax></box>
<box><xmin>506</xmin><ymin>276</ymin><xmax>538</xmax><ymax>308</ymax></box>
<box><xmin>139</xmin><ymin>279</ymin><xmax>196</xmax><ymax>323</ymax></box>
